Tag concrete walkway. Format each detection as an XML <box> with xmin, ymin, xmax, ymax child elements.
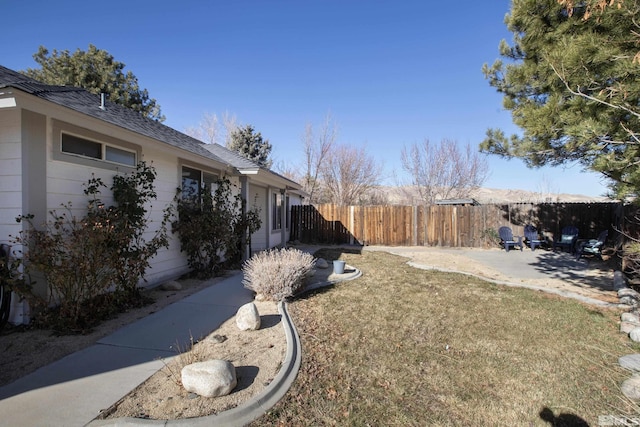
<box><xmin>0</xmin><ymin>273</ymin><xmax>254</xmax><ymax>427</ymax></box>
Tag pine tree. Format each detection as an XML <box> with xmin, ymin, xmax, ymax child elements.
<box><xmin>482</xmin><ymin>0</ymin><xmax>640</xmax><ymax>199</ymax></box>
<box><xmin>23</xmin><ymin>44</ymin><xmax>165</xmax><ymax>122</ymax></box>
<box><xmin>227</xmin><ymin>124</ymin><xmax>273</xmax><ymax>168</ymax></box>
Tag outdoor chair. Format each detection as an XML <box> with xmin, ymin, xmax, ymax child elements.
<box><xmin>524</xmin><ymin>225</ymin><xmax>544</xmax><ymax>251</ymax></box>
<box><xmin>498</xmin><ymin>226</ymin><xmax>523</xmax><ymax>252</ymax></box>
<box><xmin>552</xmin><ymin>225</ymin><xmax>579</xmax><ymax>254</ymax></box>
<box><xmin>575</xmin><ymin>230</ymin><xmax>608</xmax><ymax>261</ymax></box>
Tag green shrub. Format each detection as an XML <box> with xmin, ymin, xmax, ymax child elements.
<box><xmin>481</xmin><ymin>228</ymin><xmax>501</xmax><ymax>248</ymax></box>
<box><xmin>242</xmin><ymin>248</ymin><xmax>315</xmax><ymax>301</ymax></box>
<box><xmin>13</xmin><ymin>162</ymin><xmax>170</xmax><ymax>331</ymax></box>
<box><xmin>172</xmin><ymin>177</ymin><xmax>261</xmax><ymax>279</ymax></box>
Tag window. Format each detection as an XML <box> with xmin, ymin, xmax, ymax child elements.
<box><xmin>61</xmin><ymin>133</ymin><xmax>136</xmax><ymax>167</ymax></box>
<box><xmin>181</xmin><ymin>166</ymin><xmax>218</xmax><ymax>206</ymax></box>
<box><xmin>272</xmin><ymin>193</ymin><xmax>282</xmax><ymax>230</ymax></box>
<box><xmin>272</xmin><ymin>192</ymin><xmax>290</xmax><ymax>230</ymax></box>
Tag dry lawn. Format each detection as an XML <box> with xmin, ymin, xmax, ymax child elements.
<box><xmin>252</xmin><ymin>249</ymin><xmax>640</xmax><ymax>426</ymax></box>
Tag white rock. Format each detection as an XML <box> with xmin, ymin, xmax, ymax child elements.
<box><xmin>621</xmin><ymin>374</ymin><xmax>640</xmax><ymax>400</ymax></box>
<box><xmin>315</xmin><ymin>258</ymin><xmax>329</xmax><ymax>269</ymax></box>
<box><xmin>619</xmin><ymin>354</ymin><xmax>640</xmax><ymax>372</ymax></box>
<box><xmin>621</xmin><ymin>322</ymin><xmax>639</xmax><ymax>334</ymax></box>
<box><xmin>631</xmin><ymin>328</ymin><xmax>640</xmax><ymax>343</ymax></box>
<box><xmin>181</xmin><ymin>360</ymin><xmax>237</xmax><ymax>397</ymax></box>
<box><xmin>622</xmin><ymin>312</ymin><xmax>640</xmax><ymax>324</ymax></box>
<box><xmin>236</xmin><ymin>302</ymin><xmax>261</xmax><ymax>331</ymax></box>
<box><xmin>619</xmin><ymin>288</ymin><xmax>640</xmax><ymax>306</ymax></box>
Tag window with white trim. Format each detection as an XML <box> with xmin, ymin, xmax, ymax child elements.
<box><xmin>272</xmin><ymin>192</ymin><xmax>290</xmax><ymax>231</ymax></box>
<box><xmin>61</xmin><ymin>133</ymin><xmax>136</xmax><ymax>167</ymax></box>
<box><xmin>181</xmin><ymin>166</ymin><xmax>218</xmax><ymax>206</ymax></box>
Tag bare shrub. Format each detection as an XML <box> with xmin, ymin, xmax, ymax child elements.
<box><xmin>242</xmin><ymin>248</ymin><xmax>315</xmax><ymax>301</ymax></box>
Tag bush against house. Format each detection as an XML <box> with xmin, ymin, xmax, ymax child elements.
<box><xmin>13</xmin><ymin>162</ymin><xmax>171</xmax><ymax>331</ymax></box>
<box><xmin>172</xmin><ymin>177</ymin><xmax>261</xmax><ymax>279</ymax></box>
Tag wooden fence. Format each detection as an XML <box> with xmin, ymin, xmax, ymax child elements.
<box><xmin>290</xmin><ymin>202</ymin><xmax>624</xmax><ymax>248</ymax></box>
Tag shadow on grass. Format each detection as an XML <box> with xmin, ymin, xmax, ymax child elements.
<box><xmin>539</xmin><ymin>406</ymin><xmax>588</xmax><ymax>427</ymax></box>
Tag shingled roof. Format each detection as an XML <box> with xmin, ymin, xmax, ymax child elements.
<box><xmin>0</xmin><ymin>65</ymin><xmax>262</xmax><ymax>173</ymax></box>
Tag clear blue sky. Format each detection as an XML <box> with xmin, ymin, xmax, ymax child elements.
<box><xmin>2</xmin><ymin>0</ymin><xmax>611</xmax><ymax>197</ymax></box>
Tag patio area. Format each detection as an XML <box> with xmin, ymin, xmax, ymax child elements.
<box><xmin>362</xmin><ymin>245</ymin><xmax>619</xmax><ymax>305</ymax></box>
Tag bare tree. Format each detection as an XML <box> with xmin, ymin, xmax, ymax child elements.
<box><xmin>302</xmin><ymin>114</ymin><xmax>337</xmax><ymax>204</ymax></box>
<box><xmin>321</xmin><ymin>144</ymin><xmax>381</xmax><ymax>206</ymax></box>
<box><xmin>184</xmin><ymin>111</ymin><xmax>239</xmax><ymax>145</ymax></box>
<box><xmin>400</xmin><ymin>139</ymin><xmax>489</xmax><ymax>205</ymax></box>
<box><xmin>221</xmin><ymin>111</ymin><xmax>239</xmax><ymax>147</ymax></box>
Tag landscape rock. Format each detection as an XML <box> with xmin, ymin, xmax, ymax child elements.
<box><xmin>315</xmin><ymin>258</ymin><xmax>329</xmax><ymax>269</ymax></box>
<box><xmin>236</xmin><ymin>302</ymin><xmax>261</xmax><ymax>331</ymax></box>
<box><xmin>621</xmin><ymin>322</ymin><xmax>639</xmax><ymax>334</ymax></box>
<box><xmin>159</xmin><ymin>280</ymin><xmax>182</xmax><ymax>291</ymax></box>
<box><xmin>621</xmin><ymin>374</ymin><xmax>640</xmax><ymax>400</ymax></box>
<box><xmin>618</xmin><ymin>288</ymin><xmax>640</xmax><ymax>306</ymax></box>
<box><xmin>630</xmin><ymin>328</ymin><xmax>640</xmax><ymax>343</ymax></box>
<box><xmin>614</xmin><ymin>271</ymin><xmax>627</xmax><ymax>290</ymax></box>
<box><xmin>208</xmin><ymin>334</ymin><xmax>227</xmax><ymax>344</ymax></box>
<box><xmin>181</xmin><ymin>360</ymin><xmax>237</xmax><ymax>398</ymax></box>
<box><xmin>622</xmin><ymin>312</ymin><xmax>640</xmax><ymax>324</ymax></box>
<box><xmin>619</xmin><ymin>354</ymin><xmax>640</xmax><ymax>372</ymax></box>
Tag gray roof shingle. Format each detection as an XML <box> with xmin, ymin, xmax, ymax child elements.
<box><xmin>0</xmin><ymin>65</ymin><xmax>260</xmax><ymax>172</ymax></box>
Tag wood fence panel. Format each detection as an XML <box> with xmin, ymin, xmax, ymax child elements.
<box><xmin>291</xmin><ymin>202</ymin><xmax>622</xmax><ymax>247</ymax></box>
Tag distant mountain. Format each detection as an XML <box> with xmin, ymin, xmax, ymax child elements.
<box><xmin>378</xmin><ymin>186</ymin><xmax>613</xmax><ymax>205</ymax></box>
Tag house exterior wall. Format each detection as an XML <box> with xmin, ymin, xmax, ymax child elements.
<box><xmin>0</xmin><ymin>88</ymin><xmax>304</xmax><ymax>289</ymax></box>
<box><xmin>0</xmin><ymin>107</ymin><xmax>22</xmax><ymax>247</ymax></box>
<box><xmin>250</xmin><ymin>184</ymin><xmax>269</xmax><ymax>253</ymax></box>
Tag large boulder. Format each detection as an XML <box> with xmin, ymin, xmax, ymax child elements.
<box><xmin>236</xmin><ymin>302</ymin><xmax>261</xmax><ymax>331</ymax></box>
<box><xmin>181</xmin><ymin>360</ymin><xmax>237</xmax><ymax>398</ymax></box>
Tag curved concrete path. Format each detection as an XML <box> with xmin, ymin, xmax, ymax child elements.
<box><xmin>0</xmin><ymin>264</ymin><xmax>361</xmax><ymax>427</ymax></box>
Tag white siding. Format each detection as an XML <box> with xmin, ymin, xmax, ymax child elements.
<box><xmin>2</xmin><ymin>98</ymin><xmax>304</xmax><ymax>288</ymax></box>
<box><xmin>0</xmin><ymin>108</ymin><xmax>22</xmax><ymax>245</ymax></box>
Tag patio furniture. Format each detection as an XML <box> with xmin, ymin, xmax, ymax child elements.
<box><xmin>524</xmin><ymin>225</ymin><xmax>544</xmax><ymax>251</ymax></box>
<box><xmin>575</xmin><ymin>230</ymin><xmax>608</xmax><ymax>261</ymax></box>
<box><xmin>498</xmin><ymin>226</ymin><xmax>523</xmax><ymax>252</ymax></box>
<box><xmin>553</xmin><ymin>225</ymin><xmax>579</xmax><ymax>253</ymax></box>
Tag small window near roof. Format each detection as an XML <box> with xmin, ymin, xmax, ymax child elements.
<box><xmin>61</xmin><ymin>133</ymin><xmax>136</xmax><ymax>167</ymax></box>
<box><xmin>62</xmin><ymin>134</ymin><xmax>101</xmax><ymax>159</ymax></box>
<box><xmin>105</xmin><ymin>146</ymin><xmax>136</xmax><ymax>166</ymax></box>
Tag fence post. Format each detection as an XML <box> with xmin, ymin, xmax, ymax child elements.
<box><xmin>350</xmin><ymin>206</ymin><xmax>355</xmax><ymax>245</ymax></box>
<box><xmin>412</xmin><ymin>205</ymin><xmax>418</xmax><ymax>246</ymax></box>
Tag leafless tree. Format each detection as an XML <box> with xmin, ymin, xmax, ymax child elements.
<box><xmin>302</xmin><ymin>114</ymin><xmax>337</xmax><ymax>204</ymax></box>
<box><xmin>184</xmin><ymin>111</ymin><xmax>240</xmax><ymax>145</ymax></box>
<box><xmin>320</xmin><ymin>144</ymin><xmax>382</xmax><ymax>206</ymax></box>
<box><xmin>400</xmin><ymin>139</ymin><xmax>489</xmax><ymax>205</ymax></box>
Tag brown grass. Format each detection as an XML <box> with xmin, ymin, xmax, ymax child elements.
<box><xmin>251</xmin><ymin>249</ymin><xmax>640</xmax><ymax>426</ymax></box>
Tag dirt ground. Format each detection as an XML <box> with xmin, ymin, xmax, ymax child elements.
<box><xmin>0</xmin><ymin>246</ymin><xmax>621</xmax><ymax>422</ymax></box>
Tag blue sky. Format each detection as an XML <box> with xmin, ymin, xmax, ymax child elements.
<box><xmin>2</xmin><ymin>0</ymin><xmax>611</xmax><ymax>197</ymax></box>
